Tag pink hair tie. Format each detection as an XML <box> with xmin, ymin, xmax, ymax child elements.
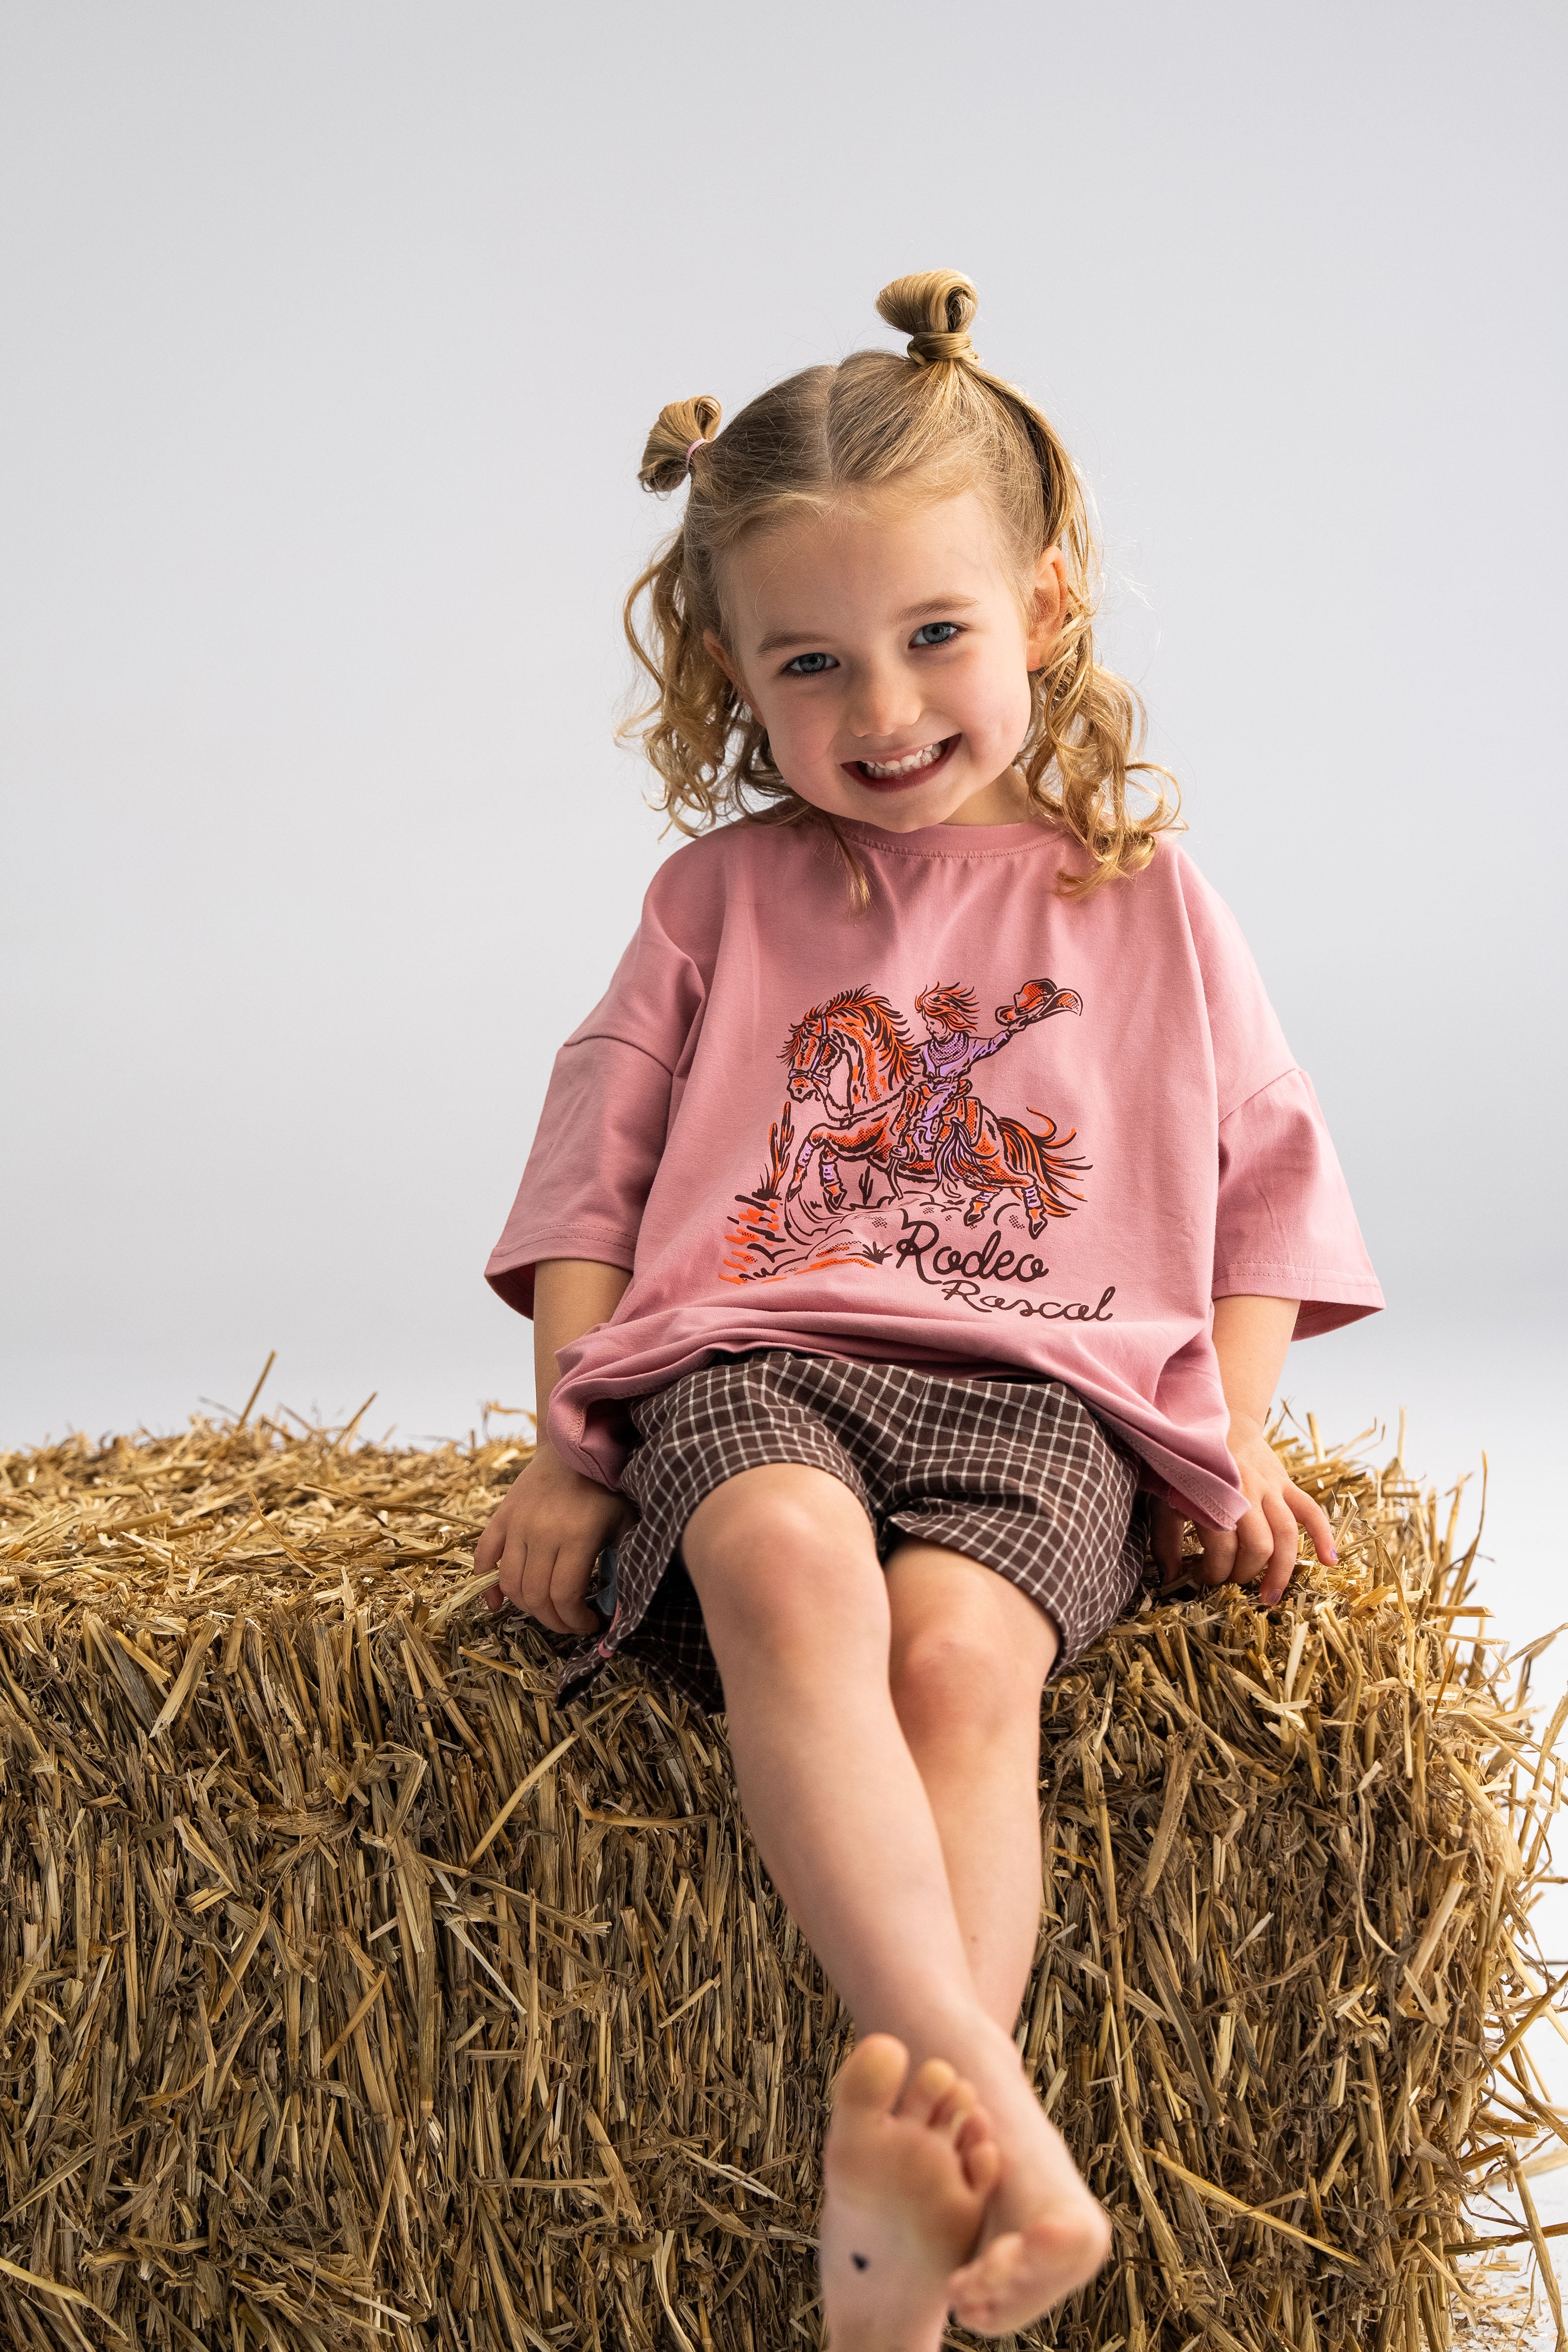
<box><xmin>685</xmin><ymin>436</ymin><xmax>710</xmax><ymax>470</ymax></box>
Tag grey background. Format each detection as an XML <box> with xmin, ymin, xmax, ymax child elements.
<box><xmin>3</xmin><ymin>2</ymin><xmax>1564</xmax><ymax>1602</ymax></box>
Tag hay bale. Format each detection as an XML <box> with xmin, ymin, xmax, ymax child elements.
<box><xmin>0</xmin><ymin>1397</ymin><xmax>1559</xmax><ymax>2350</ymax></box>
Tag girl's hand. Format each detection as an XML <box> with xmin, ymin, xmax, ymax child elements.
<box><xmin>476</xmin><ymin>1442</ymin><xmax>629</xmax><ymax>1638</ymax></box>
<box><xmin>1151</xmin><ymin>1414</ymin><xmax>1337</xmax><ymax>1608</ymax></box>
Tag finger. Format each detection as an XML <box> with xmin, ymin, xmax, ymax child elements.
<box><xmin>1198</xmin><ymin>1525</ymin><xmax>1238</xmax><ymax>1587</ymax></box>
<box><xmin>550</xmin><ymin>1549</ymin><xmax>606</xmax><ymax>1639</ymax></box>
<box><xmin>1258</xmin><ymin>1494</ymin><xmax>1301</xmax><ymax>1606</ymax></box>
<box><xmin>1150</xmin><ymin>1503</ymin><xmax>1186</xmax><ymax>1586</ymax></box>
<box><xmin>1289</xmin><ymin>1483</ymin><xmax>1338</xmax><ymax>1567</ymax></box>
<box><xmin>492</xmin><ymin>1527</ymin><xmax>531</xmax><ymax>1611</ymax></box>
<box><xmin>1227</xmin><ymin>1503</ymin><xmax>1274</xmax><ymax>1585</ymax></box>
<box><xmin>474</xmin><ymin>1513</ymin><xmax>505</xmax><ymax>1578</ymax></box>
<box><xmin>484</xmin><ymin>1583</ymin><xmax>504</xmax><ymax>1614</ymax></box>
<box><xmin>520</xmin><ymin>1544</ymin><xmax>574</xmax><ymax>1636</ymax></box>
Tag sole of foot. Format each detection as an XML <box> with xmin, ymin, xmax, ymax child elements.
<box><xmin>819</xmin><ymin>2034</ymin><xmax>1001</xmax><ymax>2352</ymax></box>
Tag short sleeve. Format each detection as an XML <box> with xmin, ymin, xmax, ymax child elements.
<box><xmin>485</xmin><ymin>892</ymin><xmax>706</xmax><ymax>1318</ymax></box>
<box><xmin>1213</xmin><ymin>1068</ymin><xmax>1384</xmax><ymax>1338</ymax></box>
<box><xmin>1174</xmin><ymin>848</ymin><xmax>1296</xmax><ymax>1119</ymax></box>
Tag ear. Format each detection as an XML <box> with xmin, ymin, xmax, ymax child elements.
<box><xmin>1025</xmin><ymin>546</ymin><xmax>1068</xmax><ymax>670</ymax></box>
<box><xmin>702</xmin><ymin>628</ymin><xmax>746</xmax><ymax>702</ymax></box>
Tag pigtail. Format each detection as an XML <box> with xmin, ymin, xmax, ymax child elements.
<box><xmin>876</xmin><ymin>270</ymin><xmax>980</xmax><ymax>368</ymax></box>
<box><xmin>622</xmin><ymin>541</ymin><xmax>747</xmax><ymax>833</ymax></box>
<box><xmin>624</xmin><ymin>395</ymin><xmax>741</xmax><ymax>829</ymax></box>
<box><xmin>637</xmin><ymin>395</ymin><xmax>722</xmax><ymax>495</ymax></box>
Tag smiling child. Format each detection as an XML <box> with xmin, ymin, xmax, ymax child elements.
<box><xmin>476</xmin><ymin>273</ymin><xmax>1381</xmax><ymax>2346</ymax></box>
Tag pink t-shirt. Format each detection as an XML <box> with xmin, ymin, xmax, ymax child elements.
<box><xmin>487</xmin><ymin>816</ymin><xmax>1381</xmax><ymax>1530</ymax></box>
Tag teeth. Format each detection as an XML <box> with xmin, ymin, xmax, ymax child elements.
<box><xmin>860</xmin><ymin>739</ymin><xmax>946</xmax><ymax>779</ymax></box>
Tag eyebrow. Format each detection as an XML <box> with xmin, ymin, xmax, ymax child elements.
<box><xmin>755</xmin><ymin>594</ymin><xmax>981</xmax><ymax>657</ymax></box>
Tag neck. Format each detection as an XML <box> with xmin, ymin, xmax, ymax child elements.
<box><xmin>941</xmin><ymin>764</ymin><xmax>1032</xmax><ymax>826</ymax></box>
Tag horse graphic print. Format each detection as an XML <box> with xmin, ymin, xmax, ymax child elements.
<box><xmin>723</xmin><ymin>975</ymin><xmax>1089</xmax><ymax>1286</ymax></box>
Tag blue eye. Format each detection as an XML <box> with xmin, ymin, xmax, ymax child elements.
<box><xmin>784</xmin><ymin>651</ymin><xmax>837</xmax><ymax>676</ymax></box>
<box><xmin>911</xmin><ymin>622</ymin><xmax>960</xmax><ymax>647</ymax></box>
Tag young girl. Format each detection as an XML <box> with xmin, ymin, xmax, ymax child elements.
<box><xmin>476</xmin><ymin>272</ymin><xmax>1381</xmax><ymax>2347</ymax></box>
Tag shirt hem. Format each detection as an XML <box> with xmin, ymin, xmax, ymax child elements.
<box><xmin>485</xmin><ymin>1232</ymin><xmax>639</xmax><ymax>1319</ymax></box>
<box><xmin>545</xmin><ymin>1343</ymin><xmax>1255</xmax><ymax>1533</ymax></box>
<box><xmin>1211</xmin><ymin>1267</ymin><xmax>1384</xmax><ymax>1305</ymax></box>
<box><xmin>487</xmin><ymin>1230</ymin><xmax>638</xmax><ymax>1275</ymax></box>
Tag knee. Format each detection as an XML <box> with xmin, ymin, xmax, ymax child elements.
<box><xmin>683</xmin><ymin>1481</ymin><xmax>880</xmax><ymax>1661</ymax></box>
<box><xmin>889</xmin><ymin>1608</ymin><xmax>1049</xmax><ymax>1751</ymax></box>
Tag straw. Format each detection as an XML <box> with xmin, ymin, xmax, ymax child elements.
<box><xmin>0</xmin><ymin>1396</ymin><xmax>1559</xmax><ymax>2348</ymax></box>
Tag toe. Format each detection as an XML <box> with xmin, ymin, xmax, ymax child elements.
<box><xmin>949</xmin><ymin>2230</ymin><xmax>1031</xmax><ymax>2329</ymax></box>
<box><xmin>927</xmin><ymin>2073</ymin><xmax>977</xmax><ymax>2134</ymax></box>
<box><xmin>949</xmin><ymin>2204</ymin><xmax>1112</xmax><ymax>2326</ymax></box>
<box><xmin>949</xmin><ymin>2226</ymin><xmax>1018</xmax><ymax>2303</ymax></box>
<box><xmin>957</xmin><ymin>2116</ymin><xmax>1002</xmax><ymax>2198</ymax></box>
<box><xmin>902</xmin><ymin>2057</ymin><xmax>959</xmax><ymax>2126</ymax></box>
<box><xmin>831</xmin><ymin>2033</ymin><xmax>910</xmax><ymax>2122</ymax></box>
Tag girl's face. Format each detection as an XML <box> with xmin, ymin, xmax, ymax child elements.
<box><xmin>706</xmin><ymin>486</ymin><xmax>1065</xmax><ymax>831</ymax></box>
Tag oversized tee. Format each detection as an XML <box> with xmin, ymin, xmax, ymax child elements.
<box><xmin>487</xmin><ymin>815</ymin><xmax>1381</xmax><ymax>1531</ymax></box>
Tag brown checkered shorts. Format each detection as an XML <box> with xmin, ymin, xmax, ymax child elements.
<box><xmin>558</xmin><ymin>1350</ymin><xmax>1149</xmax><ymax>1715</ymax></box>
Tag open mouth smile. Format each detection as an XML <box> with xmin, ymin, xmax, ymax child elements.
<box><xmin>845</xmin><ymin>736</ymin><xmax>957</xmax><ymax>789</ymax></box>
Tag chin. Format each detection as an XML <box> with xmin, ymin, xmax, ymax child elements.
<box><xmin>855</xmin><ymin>799</ymin><xmax>950</xmax><ymax>833</ymax></box>
<box><xmin>812</xmin><ymin>763</ymin><xmax>981</xmax><ymax>832</ymax></box>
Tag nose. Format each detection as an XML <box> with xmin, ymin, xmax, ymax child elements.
<box><xmin>844</xmin><ymin>657</ymin><xmax>924</xmax><ymax>748</ymax></box>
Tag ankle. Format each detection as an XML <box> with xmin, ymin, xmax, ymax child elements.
<box><xmin>859</xmin><ymin>1978</ymin><xmax>981</xmax><ymax>2041</ymax></box>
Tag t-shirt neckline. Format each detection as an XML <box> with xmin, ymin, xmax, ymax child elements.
<box><xmin>830</xmin><ymin>813</ymin><xmax>1065</xmax><ymax>861</ymax></box>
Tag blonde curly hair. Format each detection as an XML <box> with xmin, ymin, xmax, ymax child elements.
<box><xmin>622</xmin><ymin>271</ymin><xmax>1179</xmax><ymax>895</ymax></box>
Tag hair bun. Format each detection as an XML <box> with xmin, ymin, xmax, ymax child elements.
<box><xmin>876</xmin><ymin>270</ymin><xmax>980</xmax><ymax>367</ymax></box>
<box><xmin>637</xmin><ymin>395</ymin><xmax>723</xmax><ymax>494</ymax></box>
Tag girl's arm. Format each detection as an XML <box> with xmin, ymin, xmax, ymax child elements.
<box><xmin>1151</xmin><ymin>1294</ymin><xmax>1338</xmax><ymax>1607</ymax></box>
<box><xmin>476</xmin><ymin>1257</ymin><xmax>633</xmax><ymax>1636</ymax></box>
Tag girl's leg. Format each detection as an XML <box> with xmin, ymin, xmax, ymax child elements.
<box><xmin>883</xmin><ymin>1538</ymin><xmax>1058</xmax><ymax>2034</ymax></box>
<box><xmin>681</xmin><ymin>1464</ymin><xmax>1109</xmax><ymax>2342</ymax></box>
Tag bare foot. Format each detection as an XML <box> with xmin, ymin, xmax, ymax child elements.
<box><xmin>820</xmin><ymin>2034</ymin><xmax>1001</xmax><ymax>2352</ymax></box>
<box><xmin>940</xmin><ymin>2018</ymin><xmax>1111</xmax><ymax>2334</ymax></box>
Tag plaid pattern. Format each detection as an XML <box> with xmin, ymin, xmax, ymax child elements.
<box><xmin>559</xmin><ymin>1350</ymin><xmax>1148</xmax><ymax>1715</ymax></box>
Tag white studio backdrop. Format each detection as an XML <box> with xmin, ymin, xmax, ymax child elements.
<box><xmin>3</xmin><ymin>0</ymin><xmax>1568</xmax><ymax>2297</ymax></box>
<box><xmin>2</xmin><ymin>0</ymin><xmax>1564</xmax><ymax>1581</ymax></box>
